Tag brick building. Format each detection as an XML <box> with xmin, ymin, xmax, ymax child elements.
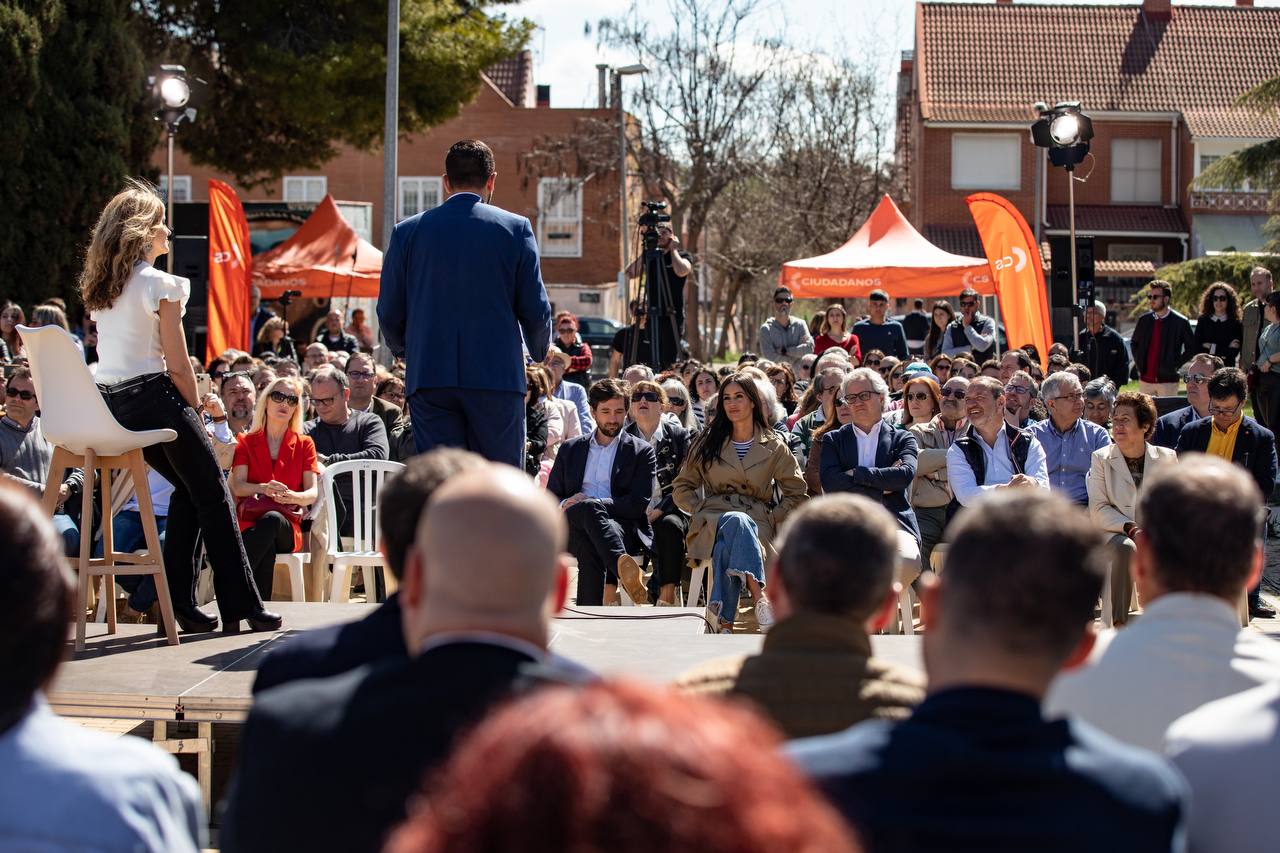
<box><xmin>155</xmin><ymin>51</ymin><xmax>627</xmax><ymax>321</ymax></box>
<box><xmin>897</xmin><ymin>0</ymin><xmax>1280</xmax><ymax>324</ymax></box>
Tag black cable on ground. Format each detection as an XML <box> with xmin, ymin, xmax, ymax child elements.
<box><xmin>559</xmin><ymin>605</ymin><xmax>718</xmax><ymax>634</ymax></box>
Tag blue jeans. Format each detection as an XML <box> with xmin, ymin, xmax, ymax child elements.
<box><xmin>112</xmin><ymin>510</ymin><xmax>168</xmax><ymax>613</ymax></box>
<box><xmin>51</xmin><ymin>513</ymin><xmax>80</xmax><ymax>558</ymax></box>
<box><xmin>710</xmin><ymin>512</ymin><xmax>766</xmax><ymax>624</ymax></box>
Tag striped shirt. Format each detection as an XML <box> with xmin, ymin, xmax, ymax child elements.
<box><xmin>732</xmin><ymin>439</ymin><xmax>753</xmax><ymax>460</ymax></box>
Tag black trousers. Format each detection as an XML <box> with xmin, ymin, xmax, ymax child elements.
<box><xmin>650</xmin><ymin>512</ymin><xmax>688</xmax><ymax>589</ymax></box>
<box><xmin>99</xmin><ymin>373</ymin><xmax>264</xmax><ymax>620</ymax></box>
<box><xmin>1255</xmin><ymin>373</ymin><xmax>1280</xmax><ymax>435</ymax></box>
<box><xmin>566</xmin><ymin>499</ymin><xmax>626</xmax><ymax>606</ymax></box>
<box><xmin>240</xmin><ymin>512</ymin><xmax>295</xmax><ymax>601</ymax></box>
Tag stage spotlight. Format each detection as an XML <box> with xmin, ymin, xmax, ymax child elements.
<box><xmin>1030</xmin><ymin>101</ymin><xmax>1093</xmax><ymax>168</ymax></box>
<box><xmin>159</xmin><ymin>75</ymin><xmax>190</xmax><ymax>109</ymax></box>
<box><xmin>147</xmin><ymin>64</ymin><xmax>201</xmax><ymax>273</ymax></box>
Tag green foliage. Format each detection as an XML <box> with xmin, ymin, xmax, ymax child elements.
<box><xmin>0</xmin><ymin>0</ymin><xmax>156</xmax><ymax>311</ymax></box>
<box><xmin>142</xmin><ymin>0</ymin><xmax>532</xmax><ymax>186</ymax></box>
<box><xmin>1151</xmin><ymin>253</ymin><xmax>1280</xmax><ymax>316</ymax></box>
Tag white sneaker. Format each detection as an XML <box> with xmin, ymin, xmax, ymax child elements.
<box><xmin>755</xmin><ymin>597</ymin><xmax>775</xmax><ymax>631</ymax></box>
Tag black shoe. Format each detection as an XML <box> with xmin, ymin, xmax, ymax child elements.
<box><xmin>173</xmin><ymin>605</ymin><xmax>218</xmax><ymax>633</ymax></box>
<box><xmin>1249</xmin><ymin>599</ymin><xmax>1277</xmax><ymax>619</ymax></box>
<box><xmin>223</xmin><ymin>610</ymin><xmax>283</xmax><ymax>634</ymax></box>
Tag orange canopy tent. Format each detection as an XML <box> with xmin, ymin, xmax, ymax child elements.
<box><xmin>252</xmin><ymin>195</ymin><xmax>382</xmax><ymax>299</ymax></box>
<box><xmin>779</xmin><ymin>195</ymin><xmax>993</xmax><ymax>299</ymax></box>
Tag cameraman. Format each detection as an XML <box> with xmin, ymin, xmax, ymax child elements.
<box><xmin>625</xmin><ymin>222</ymin><xmax>692</xmax><ymax>334</ymax></box>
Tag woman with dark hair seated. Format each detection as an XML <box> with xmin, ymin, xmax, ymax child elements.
<box><xmin>385</xmin><ymin>681</ymin><xmax>860</xmax><ymax>853</ymax></box>
<box><xmin>253</xmin><ymin>316</ymin><xmax>299</xmax><ymax>362</ymax></box>
<box><xmin>673</xmin><ymin>372</ymin><xmax>807</xmax><ymax>633</ymax></box>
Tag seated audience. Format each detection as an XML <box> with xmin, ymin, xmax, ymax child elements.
<box><xmin>794</xmin><ymin>352</ymin><xmax>817</xmax><ymax>390</ymax></box>
<box><xmin>302</xmin><ymin>342</ymin><xmax>329</xmax><ymax>372</ymax></box>
<box><xmin>274</xmin><ymin>357</ymin><xmax>301</xmax><ymax>378</ymax></box>
<box><xmin>1083</xmin><ymin>377</ymin><xmax>1116</xmax><ymax>428</ymax></box>
<box><xmin>909</xmin><ymin>375</ymin><xmax>968</xmax><ymax>567</ymax></box>
<box><xmin>376</xmin><ymin>374</ymin><xmax>406</xmax><ymax>410</ymax></box>
<box><xmin>678</xmin><ymin>494</ymin><xmax>924</xmax><ymax>737</ymax></box>
<box><xmin>304</xmin><ymin>365</ymin><xmax>389</xmax><ymax>537</ymax></box>
<box><xmin>545</xmin><ymin>347</ymin><xmax>594</xmax><ymax>433</ymax></box>
<box><xmin>523</xmin><ymin>367</ymin><xmax>550</xmax><ymax>476</ymax></box>
<box><xmin>789</xmin><ymin>366</ymin><xmax>846</xmax><ymax>464</ymax></box>
<box><xmin>0</xmin><ymin>483</ymin><xmax>204</xmax><ymax>850</ymax></box>
<box><xmin>222</xmin><ymin>465</ymin><xmax>576</xmax><ymax>852</ymax></box>
<box><xmin>252</xmin><ymin>316</ymin><xmax>298</xmax><ymax>362</ymax></box>
<box><xmin>689</xmin><ymin>365</ymin><xmax>719</xmax><ymax>429</ymax></box>
<box><xmin>625</xmin><ymin>380</ymin><xmax>691</xmax><ymax>605</ymax></box>
<box><xmin>1030</xmin><ymin>372</ymin><xmax>1112</xmax><ymax>505</ymax></box>
<box><xmin>803</xmin><ymin>388</ymin><xmax>854</xmax><ymax>496</ymax></box>
<box><xmin>819</xmin><ymin>368</ymin><xmax>922</xmax><ymax>588</ymax></box>
<box><xmin>229</xmin><ymin>377</ymin><xmax>319</xmax><ymax>602</ymax></box>
<box><xmin>767</xmin><ymin>363</ymin><xmax>800</xmax><ymax>416</ymax></box>
<box><xmin>253</xmin><ymin>449</ymin><xmax>485</xmax><ymax>692</ymax></box>
<box><xmin>998</xmin><ymin>348</ymin><xmax>1032</xmax><ymax>384</ymax></box>
<box><xmin>791</xmin><ymin>490</ymin><xmax>1188</xmax><ymax>852</ymax></box>
<box><xmin>1174</xmin><ymin>367</ymin><xmax>1278</xmax><ymax>618</ymax></box>
<box><xmin>1002</xmin><ymin>370</ymin><xmax>1038</xmax><ymax>427</ymax></box>
<box><xmin>0</xmin><ymin>367</ymin><xmax>84</xmax><ymax>555</ymax></box>
<box><xmin>621</xmin><ymin>362</ymin><xmax>655</xmax><ymax>387</ymax></box>
<box><xmin>315</xmin><ymin>308</ymin><xmax>360</xmax><ymax>354</ymax></box>
<box><xmin>897</xmin><ymin>374</ymin><xmax>939</xmax><ymax>429</ymax></box>
<box><xmin>660</xmin><ymin>377</ymin><xmax>698</xmax><ymax>432</ymax></box>
<box><xmin>1151</xmin><ymin>354</ymin><xmax>1222</xmax><ymax>448</ymax></box>
<box><xmin>552</xmin><ymin>310</ymin><xmax>593</xmax><ymax>386</ymax></box>
<box><xmin>946</xmin><ymin>376</ymin><xmax>1048</xmax><ymax>506</ymax></box>
<box><xmin>546</xmin><ymin>379</ymin><xmax>655</xmax><ymax>606</ymax></box>
<box><xmin>1165</xmin><ymin>681</ymin><xmax>1280</xmax><ymax>853</ymax></box>
<box><xmin>385</xmin><ymin>680</ymin><xmax>860</xmax><ymax>853</ymax></box>
<box><xmin>220</xmin><ymin>370</ymin><xmax>257</xmax><ymax>435</ymax></box>
<box><xmin>673</xmin><ymin>372</ymin><xmax>807</xmax><ymax>633</ymax></box>
<box><xmin>1047</xmin><ymin>456</ymin><xmax>1280</xmax><ymax>749</ymax></box>
<box><xmin>1086</xmin><ymin>392</ymin><xmax>1177</xmax><ymax>627</ymax></box>
<box><xmin>346</xmin><ymin>351</ymin><xmax>402</xmax><ymax>437</ymax></box>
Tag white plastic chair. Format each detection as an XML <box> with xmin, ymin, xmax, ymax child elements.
<box><xmin>321</xmin><ymin>459</ymin><xmax>404</xmax><ymax>602</ymax></box>
<box><xmin>274</xmin><ymin>552</ymin><xmax>310</xmax><ymax>602</ymax></box>
<box><xmin>19</xmin><ymin>325</ymin><xmax>180</xmax><ymax>650</ymax></box>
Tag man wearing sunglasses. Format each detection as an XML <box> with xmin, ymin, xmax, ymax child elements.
<box><xmin>0</xmin><ymin>368</ymin><xmax>85</xmax><ymax>556</ymax></box>
<box><xmin>1131</xmin><ymin>280</ymin><xmax>1195</xmax><ymax>397</ymax></box>
<box><xmin>759</xmin><ymin>287</ymin><xmax>814</xmax><ymax>369</ymax></box>
<box><xmin>941</xmin><ymin>288</ymin><xmax>997</xmax><ymax>363</ymax></box>
<box><xmin>1152</xmin><ymin>354</ymin><xmax>1223</xmax><ymax>449</ymax></box>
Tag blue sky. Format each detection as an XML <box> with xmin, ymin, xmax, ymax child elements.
<box><xmin>507</xmin><ymin>0</ymin><xmax>1280</xmax><ymax>109</ymax></box>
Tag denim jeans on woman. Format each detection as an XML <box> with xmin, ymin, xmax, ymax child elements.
<box><xmin>709</xmin><ymin>511</ymin><xmax>766</xmax><ymax>624</ymax></box>
<box><xmin>112</xmin><ymin>510</ymin><xmax>168</xmax><ymax>613</ymax></box>
<box><xmin>98</xmin><ymin>373</ymin><xmax>264</xmax><ymax>620</ymax></box>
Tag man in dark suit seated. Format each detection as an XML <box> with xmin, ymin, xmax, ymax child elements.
<box><xmin>1151</xmin><ymin>353</ymin><xmax>1222</xmax><ymax>449</ymax></box>
<box><xmin>789</xmin><ymin>490</ymin><xmax>1189</xmax><ymax>852</ymax></box>
<box><xmin>1175</xmin><ymin>366</ymin><xmax>1278</xmax><ymax>618</ymax></box>
<box><xmin>252</xmin><ymin>448</ymin><xmax>485</xmax><ymax>693</ymax></box>
<box><xmin>221</xmin><ymin>464</ymin><xmax>574</xmax><ymax>853</ymax></box>
<box><xmin>378</xmin><ymin>139</ymin><xmax>552</xmax><ymax>468</ymax></box>
<box><xmin>547</xmin><ymin>378</ymin><xmax>657</xmax><ymax>606</ymax></box>
<box><xmin>819</xmin><ymin>367</ymin><xmax>922</xmax><ymax>587</ymax></box>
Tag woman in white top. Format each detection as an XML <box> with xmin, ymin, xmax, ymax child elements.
<box><xmin>80</xmin><ymin>180</ymin><xmax>280</xmax><ymax>634</ymax></box>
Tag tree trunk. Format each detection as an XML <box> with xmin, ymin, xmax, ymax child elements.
<box><xmin>716</xmin><ymin>272</ymin><xmax>746</xmax><ymax>360</ymax></box>
<box><xmin>685</xmin><ymin>222</ymin><xmax>704</xmax><ymax>358</ymax></box>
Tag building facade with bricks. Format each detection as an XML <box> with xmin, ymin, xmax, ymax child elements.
<box><xmin>897</xmin><ymin>0</ymin><xmax>1280</xmax><ymax>324</ymax></box>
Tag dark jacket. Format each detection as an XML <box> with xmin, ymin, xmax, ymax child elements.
<box><xmin>949</xmin><ymin>422</ymin><xmax>1034</xmax><ymax>512</ymax></box>
<box><xmin>1131</xmin><ymin>310</ymin><xmax>1195</xmax><ymax>384</ymax></box>
<box><xmin>1175</xmin><ymin>414</ymin><xmax>1278</xmax><ymax>500</ymax></box>
<box><xmin>525</xmin><ymin>402</ymin><xmax>548</xmax><ymax>475</ymax></box>
<box><xmin>547</xmin><ymin>431</ymin><xmax>657</xmax><ymax>548</ymax></box>
<box><xmin>624</xmin><ymin>419</ymin><xmax>691</xmax><ymax>517</ymax></box>
<box><xmin>789</xmin><ymin>687</ymin><xmax>1188</xmax><ymax>853</ymax></box>
<box><xmin>253</xmin><ymin>336</ymin><xmax>299</xmax><ymax>363</ymax></box>
<box><xmin>223</xmin><ymin>642</ymin><xmax>548</xmax><ymax>853</ymax></box>
<box><xmin>1194</xmin><ymin>314</ymin><xmax>1243</xmax><ymax>367</ymax></box>
<box><xmin>362</xmin><ymin>396</ymin><xmax>403</xmax><ymax>440</ymax></box>
<box><xmin>252</xmin><ymin>595</ymin><xmax>406</xmax><ymax>694</ymax></box>
<box><xmin>1078</xmin><ymin>324</ymin><xmax>1130</xmax><ymax>390</ymax></box>
<box><xmin>1151</xmin><ymin>404</ymin><xmax>1203</xmax><ymax>450</ymax></box>
<box><xmin>818</xmin><ymin>422</ymin><xmax>920</xmax><ymax>544</ymax></box>
<box><xmin>315</xmin><ymin>329</ymin><xmax>361</xmax><ymax>354</ymax></box>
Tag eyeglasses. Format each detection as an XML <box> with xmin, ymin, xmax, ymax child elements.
<box><xmin>1183</xmin><ymin>373</ymin><xmax>1210</xmax><ymax>385</ymax></box>
<box><xmin>312</xmin><ymin>395</ymin><xmax>337</xmax><ymax>407</ymax></box>
<box><xmin>906</xmin><ymin>391</ymin><xmax>931</xmax><ymax>402</ymax></box>
<box><xmin>959</xmin><ymin>301</ymin><xmax>977</xmax><ymax>308</ymax></box>
<box><xmin>839</xmin><ymin>390</ymin><xmax>881</xmax><ymax>404</ymax></box>
<box><xmin>820</xmin><ymin>385</ymin><xmax>838</xmax><ymax>395</ymax></box>
<box><xmin>347</xmin><ymin>371</ymin><xmax>374</xmax><ymax>381</ymax></box>
<box><xmin>668</xmin><ymin>398</ymin><xmax>687</xmax><ymax>407</ymax></box>
<box><xmin>1051</xmin><ymin>392</ymin><xmax>1086</xmax><ymax>403</ymax></box>
<box><xmin>557</xmin><ymin>326</ymin><xmax>576</xmax><ymax>333</ymax></box>
<box><xmin>935</xmin><ymin>363</ymin><xmax>951</xmax><ymax>373</ymax></box>
<box><xmin>940</xmin><ymin>387</ymin><xmax>965</xmax><ymax>398</ymax></box>
<box><xmin>630</xmin><ymin>391</ymin><xmax>660</xmax><ymax>403</ymax></box>
<box><xmin>864</xmin><ymin>358</ymin><xmax>882</xmax><ymax>366</ymax></box>
<box><xmin>1209</xmin><ymin>403</ymin><xmax>1242</xmax><ymax>417</ymax></box>
<box><xmin>1005</xmin><ymin>385</ymin><xmax>1031</xmax><ymax>396</ymax></box>
<box><xmin>269</xmin><ymin>390</ymin><xmax>299</xmax><ymax>406</ymax></box>
<box><xmin>774</xmin><ymin>297</ymin><xmax>793</xmax><ymax>305</ymax></box>
<box><xmin>4</xmin><ymin>387</ymin><xmax>34</xmax><ymax>401</ymax></box>
<box><xmin>1213</xmin><ymin>294</ymin><xmax>1229</xmax><ymax>302</ymax></box>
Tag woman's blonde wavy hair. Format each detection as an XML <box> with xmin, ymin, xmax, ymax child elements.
<box><xmin>249</xmin><ymin>376</ymin><xmax>306</xmax><ymax>436</ymax></box>
<box><xmin>79</xmin><ymin>178</ymin><xmax>167</xmax><ymax>313</ymax></box>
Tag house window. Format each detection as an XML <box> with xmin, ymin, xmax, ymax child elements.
<box><xmin>398</xmin><ymin>176</ymin><xmax>444</xmax><ymax>220</ymax></box>
<box><xmin>283</xmin><ymin>176</ymin><xmax>327</xmax><ymax>203</ymax></box>
<box><xmin>1108</xmin><ymin>243</ymin><xmax>1163</xmax><ymax>265</ymax></box>
<box><xmin>538</xmin><ymin>178</ymin><xmax>583</xmax><ymax>258</ymax></box>
<box><xmin>950</xmin><ymin>134</ymin><xmax>1021</xmax><ymax>190</ymax></box>
<box><xmin>158</xmin><ymin>175</ymin><xmax>191</xmax><ymax>203</ymax></box>
<box><xmin>1111</xmin><ymin>140</ymin><xmax>1161</xmax><ymax>203</ymax></box>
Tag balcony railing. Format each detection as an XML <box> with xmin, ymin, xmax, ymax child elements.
<box><xmin>1188</xmin><ymin>190</ymin><xmax>1274</xmax><ymax>212</ymax></box>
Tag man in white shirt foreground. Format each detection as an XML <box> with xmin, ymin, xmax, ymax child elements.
<box><xmin>1046</xmin><ymin>455</ymin><xmax>1280</xmax><ymax>751</ymax></box>
<box><xmin>946</xmin><ymin>376</ymin><xmax>1048</xmax><ymax>506</ymax></box>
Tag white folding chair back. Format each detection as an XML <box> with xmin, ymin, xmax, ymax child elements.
<box><xmin>321</xmin><ymin>459</ymin><xmax>405</xmax><ymax>602</ymax></box>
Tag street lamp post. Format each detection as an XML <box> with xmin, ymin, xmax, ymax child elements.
<box><xmin>613</xmin><ymin>63</ymin><xmax>648</xmax><ymax>319</ymax></box>
<box><xmin>150</xmin><ymin>65</ymin><xmax>197</xmax><ymax>273</ymax></box>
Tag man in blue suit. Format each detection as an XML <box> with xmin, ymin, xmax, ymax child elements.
<box><xmin>1151</xmin><ymin>353</ymin><xmax>1221</xmax><ymax>449</ymax></box>
<box><xmin>378</xmin><ymin>139</ymin><xmax>552</xmax><ymax>467</ymax></box>
<box><xmin>547</xmin><ymin>379</ymin><xmax>656</xmax><ymax>606</ymax></box>
<box><xmin>819</xmin><ymin>367</ymin><xmax>922</xmax><ymax>587</ymax></box>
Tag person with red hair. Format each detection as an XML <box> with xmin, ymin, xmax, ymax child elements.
<box><xmin>385</xmin><ymin>680</ymin><xmax>862</xmax><ymax>853</ymax></box>
<box><xmin>553</xmin><ymin>310</ymin><xmax>593</xmax><ymax>386</ymax></box>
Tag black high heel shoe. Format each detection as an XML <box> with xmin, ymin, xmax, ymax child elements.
<box><xmin>222</xmin><ymin>610</ymin><xmax>283</xmax><ymax>634</ymax></box>
<box><xmin>173</xmin><ymin>605</ymin><xmax>219</xmax><ymax>633</ymax></box>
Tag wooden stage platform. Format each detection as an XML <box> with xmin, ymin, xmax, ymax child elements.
<box><xmin>48</xmin><ymin>602</ymin><xmax>923</xmax><ymax>814</ymax></box>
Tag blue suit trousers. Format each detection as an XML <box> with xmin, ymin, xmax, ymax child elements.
<box><xmin>408</xmin><ymin>387</ymin><xmax>525</xmax><ymax>469</ymax></box>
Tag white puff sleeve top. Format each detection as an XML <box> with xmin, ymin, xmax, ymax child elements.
<box><xmin>92</xmin><ymin>261</ymin><xmax>190</xmax><ymax>385</ymax></box>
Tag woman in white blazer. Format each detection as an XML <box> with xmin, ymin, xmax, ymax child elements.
<box><xmin>1086</xmin><ymin>391</ymin><xmax>1178</xmax><ymax>626</ymax></box>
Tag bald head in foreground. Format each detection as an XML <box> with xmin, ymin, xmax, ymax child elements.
<box><xmin>223</xmin><ymin>464</ymin><xmax>574</xmax><ymax>853</ymax></box>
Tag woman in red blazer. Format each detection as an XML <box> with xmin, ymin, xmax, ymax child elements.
<box><xmin>229</xmin><ymin>377</ymin><xmax>320</xmax><ymax>605</ymax></box>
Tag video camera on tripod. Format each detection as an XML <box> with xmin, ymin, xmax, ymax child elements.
<box><xmin>628</xmin><ymin>201</ymin><xmax>681</xmax><ymax>371</ymax></box>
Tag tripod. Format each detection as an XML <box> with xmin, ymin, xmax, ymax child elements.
<box><xmin>627</xmin><ymin>228</ymin><xmax>682</xmax><ymax>372</ymax></box>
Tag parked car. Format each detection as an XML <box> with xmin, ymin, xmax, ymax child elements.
<box><xmin>576</xmin><ymin>315</ymin><xmax>623</xmax><ymax>380</ymax></box>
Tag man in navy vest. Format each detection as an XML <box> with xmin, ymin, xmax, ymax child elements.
<box><xmin>378</xmin><ymin>139</ymin><xmax>552</xmax><ymax>467</ymax></box>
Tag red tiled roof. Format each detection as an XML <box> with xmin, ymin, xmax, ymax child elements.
<box><xmin>918</xmin><ymin>3</ymin><xmax>1280</xmax><ymax>138</ymax></box>
<box><xmin>484</xmin><ymin>51</ymin><xmax>534</xmax><ymax>107</ymax></box>
<box><xmin>1041</xmin><ymin>242</ymin><xmax>1156</xmax><ymax>279</ymax></box>
<box><xmin>1045</xmin><ymin>204</ymin><xmax>1187</xmax><ymax>234</ymax></box>
<box><xmin>930</xmin><ymin>225</ymin><xmax>1151</xmax><ymax>278</ymax></box>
